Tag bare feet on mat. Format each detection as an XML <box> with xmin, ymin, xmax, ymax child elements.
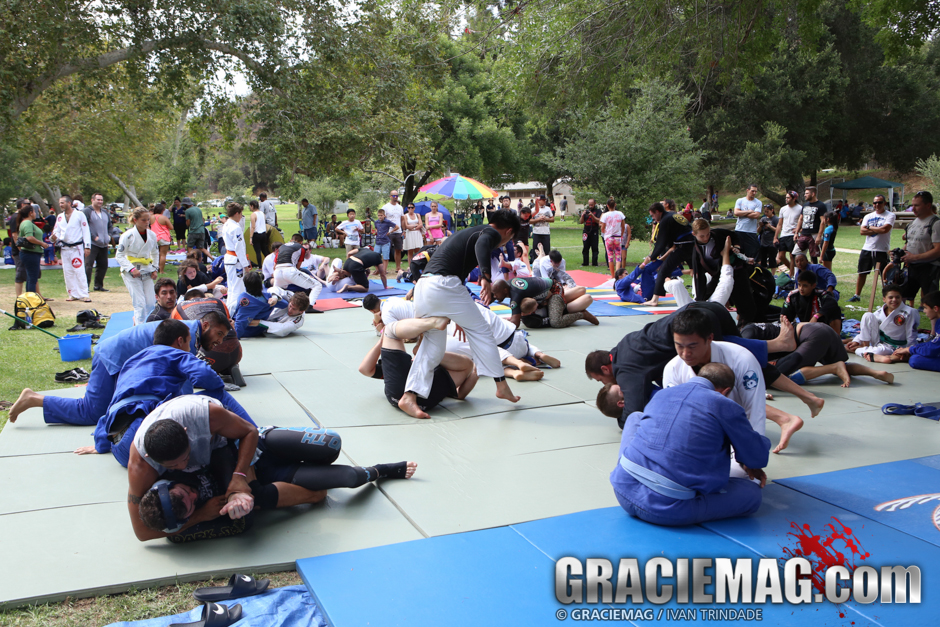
<box><xmin>536</xmin><ymin>353</ymin><xmax>561</xmax><ymax>368</ymax></box>
<box><xmin>765</xmin><ymin>393</ymin><xmax>774</xmax><ymax>401</ymax></box>
<box><xmin>398</xmin><ymin>393</ymin><xmax>430</xmax><ymax>419</ymax></box>
<box><xmin>834</xmin><ymin>361</ymin><xmax>852</xmax><ymax>387</ymax></box>
<box><xmin>519</xmin><ymin>363</ymin><xmax>540</xmax><ymax>373</ymax></box>
<box><xmin>509</xmin><ymin>369</ymin><xmax>544</xmax><ymax>381</ymax></box>
<box><xmin>778</xmin><ymin>317</ymin><xmax>797</xmax><ymax>352</ymax></box>
<box><xmin>495</xmin><ymin>380</ymin><xmax>520</xmax><ymax>403</ymax></box>
<box><xmin>773</xmin><ymin>413</ymin><xmax>804</xmax><ymax>454</ymax></box>
<box><xmin>874</xmin><ymin>370</ymin><xmax>894</xmax><ymax>384</ymax></box>
<box><xmin>807</xmin><ymin>395</ymin><xmax>824</xmax><ymax>418</ymax></box>
<box><xmin>9</xmin><ymin>388</ymin><xmax>40</xmax><ymax>423</ymax></box>
<box><xmin>405</xmin><ymin>461</ymin><xmax>417</xmax><ymax>479</ymax></box>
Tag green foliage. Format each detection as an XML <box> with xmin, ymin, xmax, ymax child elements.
<box><xmin>296</xmin><ymin>176</ymin><xmax>342</xmax><ymax>218</ymax></box>
<box><xmin>915</xmin><ymin>155</ymin><xmax>940</xmax><ymax>196</ymax></box>
<box><xmin>547</xmin><ymin>81</ymin><xmax>704</xmax><ymax>234</ymax></box>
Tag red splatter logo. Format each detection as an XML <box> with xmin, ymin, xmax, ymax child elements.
<box><xmin>781</xmin><ymin>517</ymin><xmax>870</xmax><ymax>620</ymax></box>
<box><xmin>71</xmin><ymin>257</ymin><xmax>83</xmax><ymax>268</ymax></box>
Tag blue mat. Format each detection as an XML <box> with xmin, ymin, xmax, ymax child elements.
<box><xmin>297</xmin><ymin>527</ymin><xmax>559</xmax><ymax>627</ymax></box>
<box><xmin>704</xmin><ymin>484</ymin><xmax>936</xmax><ymax>626</ymax></box>
<box><xmin>586</xmin><ymin>300</ymin><xmax>649</xmax><ymax>316</ymax></box>
<box><xmin>97</xmin><ymin>311</ymin><xmax>135</xmax><ymax>343</ymax></box>
<box><xmin>104</xmin><ymin>585</ymin><xmax>323</xmax><ymax>627</ymax></box>
<box><xmin>319</xmin><ymin>280</ymin><xmax>407</xmax><ymax>300</ymax></box>
<box><xmin>776</xmin><ymin>457</ymin><xmax>940</xmax><ymax>549</ymax></box>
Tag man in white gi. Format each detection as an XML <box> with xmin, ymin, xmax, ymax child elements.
<box><xmin>663</xmin><ymin>307</ymin><xmax>803</xmax><ymax>455</ymax></box>
<box><xmin>847</xmin><ymin>283</ymin><xmax>919</xmax><ymax>363</ymax></box>
<box><xmin>272</xmin><ymin>235</ymin><xmax>325</xmax><ymax>303</ymax></box>
<box><xmin>116</xmin><ymin>207</ymin><xmax>159</xmax><ymax>325</ymax></box>
<box><xmin>221</xmin><ymin>202</ymin><xmax>250</xmax><ymax>313</ymax></box>
<box><xmin>51</xmin><ymin>194</ymin><xmax>91</xmax><ymax>301</ymax></box>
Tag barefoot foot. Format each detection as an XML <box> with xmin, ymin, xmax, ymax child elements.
<box><xmin>9</xmin><ymin>388</ymin><xmax>42</xmax><ymax>423</ymax></box>
<box><xmin>873</xmin><ymin>370</ymin><xmax>894</xmax><ymax>385</ymax></box>
<box><xmin>773</xmin><ymin>413</ymin><xmax>804</xmax><ymax>453</ymax></box>
<box><xmin>777</xmin><ymin>316</ymin><xmax>797</xmax><ymax>352</ymax></box>
<box><xmin>398</xmin><ymin>394</ymin><xmax>430</xmax><ymax>419</ymax></box>
<box><xmin>405</xmin><ymin>461</ymin><xmax>417</xmax><ymax>479</ymax></box>
<box><xmin>807</xmin><ymin>395</ymin><xmax>824</xmax><ymax>418</ymax></box>
<box><xmin>430</xmin><ymin>316</ymin><xmax>450</xmax><ymax>331</ymax></box>
<box><xmin>834</xmin><ymin>361</ymin><xmax>851</xmax><ymax>388</ymax></box>
<box><xmin>495</xmin><ymin>381</ymin><xmax>520</xmax><ymax>403</ymax></box>
<box><xmin>535</xmin><ymin>353</ymin><xmax>561</xmax><ymax>368</ymax></box>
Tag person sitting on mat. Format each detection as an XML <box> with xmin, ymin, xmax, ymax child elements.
<box><xmin>135</xmin><ymin>425</ymin><xmax>416</xmax><ymax>542</ymax></box>
<box><xmin>232</xmin><ymin>271</ymin><xmax>309</xmax><ymax>339</ymax></box>
<box><xmin>584</xmin><ymin>303</ymin><xmax>823</xmax><ymax>433</ymax></box>
<box><xmin>606</xmin><ymin>363</ymin><xmax>770</xmax><ymax>527</ymax></box>
<box><xmin>532</xmin><ymin>247</ymin><xmax>576</xmax><ymax>287</ymax></box>
<box><xmin>359</xmin><ymin>317</ymin><xmax>478</xmax><ymax>418</ymax></box>
<box><xmin>741</xmin><ymin>321</ymin><xmax>894</xmax><ymax>387</ymax></box>
<box><xmin>662</xmin><ymin>308</ymin><xmax>803</xmax><ymax>454</ymax></box>
<box><xmin>8</xmin><ymin>315</ymin><xmax>230</xmax><ymax>426</ymax></box>
<box><xmin>330</xmin><ymin>247</ymin><xmax>387</xmax><ymax>293</ymax></box>
<box><xmin>780</xmin><ymin>270</ymin><xmax>843</xmax><ymax>336</ymax></box>
<box><xmin>894</xmin><ymin>290</ymin><xmax>940</xmax><ymax>372</ymax></box>
<box><xmin>491</xmin><ymin>275</ymin><xmax>598</xmax><ymax>329</ymax></box>
<box><xmin>146</xmin><ymin>278</ymin><xmax>179</xmax><ymax>322</ymax></box>
<box><xmin>72</xmin><ymin>319</ymin><xmax>254</xmax><ymax>467</ymax></box>
<box><xmin>612</xmin><ymin>263</ymin><xmax>650</xmax><ymax>304</ymax></box>
<box><xmin>846</xmin><ymin>283</ymin><xmax>919</xmax><ymax>363</ymax></box>
<box><xmin>177</xmin><ymin>258</ymin><xmax>226</xmax><ymax>302</ymax></box>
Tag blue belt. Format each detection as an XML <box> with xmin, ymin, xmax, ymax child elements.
<box><xmin>619</xmin><ymin>454</ymin><xmax>695</xmax><ymax>501</ymax></box>
<box><xmin>107</xmin><ymin>393</ymin><xmax>164</xmax><ymax>423</ymax></box>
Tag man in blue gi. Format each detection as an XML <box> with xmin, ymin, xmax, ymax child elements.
<box><xmin>71</xmin><ymin>319</ymin><xmax>255</xmax><ymax>467</ymax></box>
<box><xmin>8</xmin><ymin>313</ymin><xmax>231</xmax><ymax>426</ymax></box>
<box><xmin>232</xmin><ymin>271</ymin><xmax>309</xmax><ymax>339</ymax></box>
<box><xmin>603</xmin><ymin>362</ymin><xmax>770</xmax><ymax>526</ymax></box>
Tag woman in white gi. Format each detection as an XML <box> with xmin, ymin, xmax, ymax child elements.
<box><xmin>221</xmin><ymin>202</ymin><xmax>250</xmax><ymax>312</ymax></box>
<box><xmin>116</xmin><ymin>207</ymin><xmax>158</xmax><ymax>325</ymax></box>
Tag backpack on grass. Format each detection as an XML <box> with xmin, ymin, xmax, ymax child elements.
<box><xmin>13</xmin><ymin>292</ymin><xmax>55</xmax><ymax>329</ymax></box>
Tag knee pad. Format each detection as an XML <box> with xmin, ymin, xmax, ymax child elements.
<box><xmin>249</xmin><ymin>480</ymin><xmax>279</xmax><ymax>510</ymax></box>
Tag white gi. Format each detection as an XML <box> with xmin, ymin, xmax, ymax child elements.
<box><xmin>380</xmin><ymin>296</ymin><xmax>416</xmax><ymax>339</ymax></box>
<box><xmin>221</xmin><ymin>216</ymin><xmax>250</xmax><ymax>313</ymax></box>
<box><xmin>52</xmin><ymin>209</ymin><xmax>91</xmax><ymax>299</ymax></box>
<box><xmin>665</xmin><ymin>265</ymin><xmax>734</xmax><ymax>308</ymax></box>
<box><xmin>405</xmin><ymin>275</ymin><xmax>505</xmax><ymax>398</ymax></box>
<box><xmin>263</xmin><ymin>286</ymin><xmax>306</xmax><ymax>337</ymax></box>
<box><xmin>445</xmin><ymin>303</ymin><xmax>540</xmax><ymax>363</ymax></box>
<box><xmin>273</xmin><ymin>243</ymin><xmax>323</xmax><ymax>303</ymax></box>
<box><xmin>261</xmin><ymin>252</ymin><xmax>276</xmax><ymax>281</ymax></box>
<box><xmin>329</xmin><ymin>258</ymin><xmax>357</xmax><ymax>290</ymax></box>
<box><xmin>854</xmin><ymin>303</ymin><xmax>920</xmax><ymax>356</ymax></box>
<box><xmin>663</xmin><ymin>341</ymin><xmax>767</xmax><ymax>479</ymax></box>
<box><xmin>115</xmin><ymin>227</ymin><xmax>158</xmax><ymax>325</ymax></box>
<box><xmin>533</xmin><ymin>256</ymin><xmax>576</xmax><ymax>287</ymax></box>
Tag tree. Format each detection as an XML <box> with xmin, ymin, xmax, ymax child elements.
<box><xmin>547</xmin><ymin>80</ymin><xmax>704</xmax><ymax>233</ymax></box>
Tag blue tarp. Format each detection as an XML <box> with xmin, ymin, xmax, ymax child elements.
<box><xmin>104</xmin><ymin>585</ymin><xmax>324</xmax><ymax>627</ymax></box>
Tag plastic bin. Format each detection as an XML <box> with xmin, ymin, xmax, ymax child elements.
<box><xmin>58</xmin><ymin>334</ymin><xmax>92</xmax><ymax>362</ymax></box>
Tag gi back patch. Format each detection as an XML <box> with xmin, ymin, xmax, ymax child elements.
<box><xmin>742</xmin><ymin>370</ymin><xmax>759</xmax><ymax>390</ymax></box>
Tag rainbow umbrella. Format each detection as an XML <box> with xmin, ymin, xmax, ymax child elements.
<box><xmin>419</xmin><ymin>174</ymin><xmax>498</xmax><ymax>200</ymax></box>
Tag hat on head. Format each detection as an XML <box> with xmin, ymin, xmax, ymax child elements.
<box><xmin>537</xmin><ymin>194</ymin><xmax>547</xmax><ymax>201</ymax></box>
<box><xmin>181</xmin><ymin>197</ymin><xmax>194</xmax><ymax>207</ymax></box>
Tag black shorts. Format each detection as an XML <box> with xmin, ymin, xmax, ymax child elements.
<box><xmin>857</xmin><ymin>250</ymin><xmax>888</xmax><ymax>275</ymax></box>
<box><xmin>799</xmin><ymin>322</ymin><xmax>848</xmax><ymax>365</ymax></box>
<box><xmin>903</xmin><ymin>263</ymin><xmax>940</xmax><ymax>300</ymax></box>
<box><xmin>380</xmin><ymin>348</ymin><xmax>457</xmax><ymax>411</ymax></box>
<box><xmin>187</xmin><ymin>231</ymin><xmax>206</xmax><ymax>250</ymax></box>
<box><xmin>388</xmin><ymin>232</ymin><xmax>403</xmax><ymax>251</ymax></box>
<box><xmin>823</xmin><ymin>246</ymin><xmax>836</xmax><ymax>262</ymax></box>
<box><xmin>777</xmin><ymin>235</ymin><xmax>794</xmax><ymax>252</ymax></box>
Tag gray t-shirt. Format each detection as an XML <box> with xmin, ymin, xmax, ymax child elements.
<box><xmin>261</xmin><ymin>200</ymin><xmax>277</xmax><ymax>226</ymax></box>
<box><xmin>134</xmin><ymin>395</ymin><xmax>228</xmax><ymax>475</ymax></box>
<box><xmin>83</xmin><ymin>207</ymin><xmax>111</xmax><ymax>249</ymax></box>
<box><xmin>905</xmin><ymin>215</ymin><xmax>940</xmax><ymax>262</ymax></box>
<box><xmin>734</xmin><ymin>197</ymin><xmax>762</xmax><ymax>233</ymax></box>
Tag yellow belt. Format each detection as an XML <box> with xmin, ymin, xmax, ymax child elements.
<box><xmin>127</xmin><ymin>256</ymin><xmax>153</xmax><ymax>265</ymax></box>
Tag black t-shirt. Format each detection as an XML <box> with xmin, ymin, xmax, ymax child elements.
<box><xmin>801</xmin><ymin>201</ymin><xmax>827</xmax><ymax>235</ymax></box>
<box><xmin>781</xmin><ymin>289</ymin><xmax>842</xmax><ymax>324</ymax></box>
<box><xmin>582</xmin><ymin>207</ymin><xmax>603</xmax><ymax>235</ymax></box>
<box><xmin>146</xmin><ymin>305</ymin><xmax>173</xmax><ymax>323</ymax></box>
<box><xmin>276</xmin><ymin>242</ymin><xmax>304</xmax><ymax>265</ymax></box>
<box><xmin>423</xmin><ymin>224</ymin><xmax>503</xmax><ymax>282</ymax></box>
<box><xmin>507</xmin><ymin>276</ymin><xmax>553</xmax><ymax>315</ymax></box>
<box><xmin>177</xmin><ymin>271</ymin><xmax>213</xmax><ymax>298</ymax></box>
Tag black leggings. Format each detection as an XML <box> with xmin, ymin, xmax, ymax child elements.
<box><xmin>257</xmin><ymin>428</ymin><xmax>376</xmax><ymax>493</ymax></box>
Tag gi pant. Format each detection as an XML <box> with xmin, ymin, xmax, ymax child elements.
<box><xmin>61</xmin><ymin>246</ymin><xmax>89</xmax><ymax>299</ymax></box>
<box><xmin>122</xmin><ymin>268</ymin><xmax>155</xmax><ymax>326</ymax></box>
<box><xmin>614</xmin><ymin>477</ymin><xmax>762</xmax><ymax>527</ymax></box>
<box><xmin>43</xmin><ymin>352</ymin><xmax>116</xmax><ymax>426</ymax></box>
<box><xmin>273</xmin><ymin>264</ymin><xmax>323</xmax><ymax>303</ymax></box>
<box><xmin>666</xmin><ymin>265</ymin><xmax>733</xmax><ymax>308</ymax></box>
<box><xmin>405</xmin><ymin>275</ymin><xmax>504</xmax><ymax>398</ymax></box>
<box><xmin>262</xmin><ymin>308</ymin><xmax>304</xmax><ymax>338</ymax></box>
<box><xmin>855</xmin><ymin>311</ymin><xmax>901</xmax><ymax>356</ymax></box>
<box><xmin>225</xmin><ymin>259</ymin><xmax>245</xmax><ymax>313</ymax></box>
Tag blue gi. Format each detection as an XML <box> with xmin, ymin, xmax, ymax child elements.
<box><xmin>610</xmin><ymin>377</ymin><xmax>771</xmax><ymax>526</ymax></box>
<box><xmin>794</xmin><ymin>263</ymin><xmax>839</xmax><ymax>300</ymax></box>
<box><xmin>43</xmin><ymin>320</ymin><xmax>203</xmax><ymax>426</ymax></box>
<box><xmin>614</xmin><ymin>265</ymin><xmax>647</xmax><ymax>304</ymax></box>
<box><xmin>92</xmin><ymin>345</ymin><xmax>256</xmax><ymax>466</ymax></box>
<box><xmin>910</xmin><ymin>331</ymin><xmax>940</xmax><ymax>373</ymax></box>
<box><xmin>232</xmin><ymin>290</ymin><xmax>288</xmax><ymax>338</ymax></box>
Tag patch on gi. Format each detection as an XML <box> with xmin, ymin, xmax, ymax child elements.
<box><xmin>742</xmin><ymin>370</ymin><xmax>759</xmax><ymax>390</ymax></box>
<box><xmin>674</xmin><ymin>215</ymin><xmax>689</xmax><ymax>226</ymax></box>
<box><xmin>894</xmin><ymin>313</ymin><xmax>907</xmax><ymax>326</ymax></box>
<box><xmin>239</xmin><ymin>297</ymin><xmax>250</xmax><ymax>308</ymax></box>
<box><xmin>511</xmin><ymin>278</ymin><xmax>527</xmax><ymax>289</ymax></box>
<box><xmin>117</xmin><ymin>244</ymin><xmax>124</xmax><ymax>252</ymax></box>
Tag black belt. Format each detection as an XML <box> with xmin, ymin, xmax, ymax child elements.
<box><xmin>60</xmin><ymin>241</ymin><xmax>84</xmax><ymax>247</ymax></box>
<box><xmin>497</xmin><ymin>333</ymin><xmax>516</xmax><ymax>350</ymax></box>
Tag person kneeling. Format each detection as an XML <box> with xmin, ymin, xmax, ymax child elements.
<box><xmin>604</xmin><ymin>363</ymin><xmax>770</xmax><ymax>527</ymax></box>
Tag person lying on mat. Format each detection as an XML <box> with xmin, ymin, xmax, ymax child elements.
<box><xmin>232</xmin><ymin>271</ymin><xmax>309</xmax><ymax>339</ymax></box>
<box><xmin>584</xmin><ymin>303</ymin><xmax>823</xmax><ymax>432</ymax></box>
<box><xmin>330</xmin><ymin>247</ymin><xmax>387</xmax><ymax>293</ymax></box>
<box><xmin>135</xmin><ymin>425</ymin><xmax>417</xmax><ymax>542</ymax></box>
<box><xmin>741</xmin><ymin>321</ymin><xmax>894</xmax><ymax>387</ymax></box>
<box><xmin>8</xmin><ymin>314</ymin><xmax>230</xmax><ymax>426</ymax></box>
<box><xmin>359</xmin><ymin>318</ymin><xmax>478</xmax><ymax>419</ymax></box>
<box><xmin>605</xmin><ymin>363</ymin><xmax>770</xmax><ymax>527</ymax></box>
<box><xmin>490</xmin><ymin>276</ymin><xmax>598</xmax><ymax>329</ymax></box>
<box><xmin>173</xmin><ymin>291</ymin><xmax>244</xmax><ymax>382</ymax></box>
<box><xmin>70</xmin><ymin>319</ymin><xmax>255</xmax><ymax>467</ymax></box>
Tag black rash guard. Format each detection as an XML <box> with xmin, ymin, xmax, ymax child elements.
<box><xmin>423</xmin><ymin>224</ymin><xmax>503</xmax><ymax>282</ymax></box>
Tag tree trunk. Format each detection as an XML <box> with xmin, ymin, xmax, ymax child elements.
<box><xmin>42</xmin><ymin>182</ymin><xmax>60</xmax><ymax>205</ymax></box>
<box><xmin>545</xmin><ymin>178</ymin><xmax>555</xmax><ymax>201</ymax></box>
<box><xmin>109</xmin><ymin>173</ymin><xmax>143</xmax><ymax>208</ymax></box>
<box><xmin>762</xmin><ymin>188</ymin><xmax>786</xmax><ymax>207</ymax></box>
<box><xmin>30</xmin><ymin>192</ymin><xmax>48</xmax><ymax>212</ymax></box>
<box><xmin>706</xmin><ymin>184</ymin><xmax>714</xmax><ymax>207</ymax></box>
<box><xmin>171</xmin><ymin>108</ymin><xmax>189</xmax><ymax>167</ymax></box>
<box><xmin>809</xmin><ymin>170</ymin><xmax>817</xmax><ymax>187</ymax></box>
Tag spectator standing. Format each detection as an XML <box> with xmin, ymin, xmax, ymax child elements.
<box><xmin>797</xmin><ymin>186</ymin><xmax>827</xmax><ymax>264</ymax></box>
<box><xmin>599</xmin><ymin>200</ymin><xmax>626</xmax><ymax>278</ymax></box>
<box><xmin>733</xmin><ymin>184</ymin><xmax>763</xmax><ymax>260</ymax></box>
<box><xmin>381</xmin><ymin>191</ymin><xmax>405</xmax><ymax>272</ymax></box>
<box><xmin>171</xmin><ymin>197</ymin><xmax>187</xmax><ymax>249</ymax></box>
<box><xmin>300</xmin><ymin>199</ymin><xmax>318</xmax><ymax>243</ymax></box>
<box><xmin>51</xmin><ymin>194</ymin><xmax>91</xmax><ymax>301</ymax></box>
<box><xmin>530</xmin><ymin>194</ymin><xmax>554</xmax><ymax>259</ymax></box>
<box><xmin>757</xmin><ymin>204</ymin><xmax>778</xmax><ymax>268</ymax></box>
<box><xmin>183</xmin><ymin>198</ymin><xmax>208</xmax><ymax>262</ymax></box>
<box><xmin>849</xmin><ymin>194</ymin><xmax>895</xmax><ymax>302</ymax></box>
<box><xmin>150</xmin><ymin>204</ymin><xmax>174</xmax><ymax>274</ymax></box>
<box><xmin>579</xmin><ymin>198</ymin><xmax>603</xmax><ymax>267</ymax></box>
<box><xmin>83</xmin><ymin>192</ymin><xmax>112</xmax><ymax>291</ymax></box>
<box><xmin>259</xmin><ymin>192</ymin><xmax>277</xmax><ymax>227</ymax></box>
<box><xmin>17</xmin><ymin>204</ymin><xmax>50</xmax><ymax>294</ymax></box>
<box><xmin>559</xmin><ymin>196</ymin><xmax>568</xmax><ymax>221</ymax></box>
<box><xmin>774</xmin><ymin>191</ymin><xmax>802</xmax><ymax>272</ymax></box>
<box><xmin>249</xmin><ymin>200</ymin><xmax>269</xmax><ymax>267</ymax></box>
<box><xmin>901</xmin><ymin>190</ymin><xmax>940</xmax><ymax>306</ymax></box>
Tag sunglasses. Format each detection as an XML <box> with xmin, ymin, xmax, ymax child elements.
<box><xmin>873</xmin><ymin>201</ymin><xmax>885</xmax><ymax>205</ymax></box>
